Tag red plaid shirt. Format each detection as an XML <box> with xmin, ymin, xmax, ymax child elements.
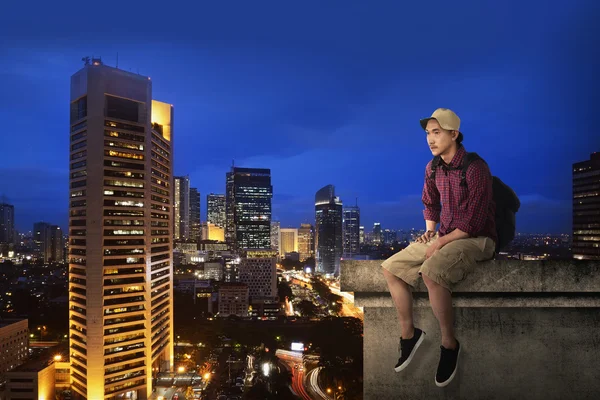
<box><xmin>422</xmin><ymin>145</ymin><xmax>497</xmax><ymax>244</ymax></box>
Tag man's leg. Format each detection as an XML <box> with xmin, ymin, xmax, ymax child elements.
<box><xmin>382</xmin><ymin>269</ymin><xmax>415</xmax><ymax>339</ymax></box>
<box><xmin>422</xmin><ymin>274</ymin><xmax>457</xmax><ymax>349</ymax></box>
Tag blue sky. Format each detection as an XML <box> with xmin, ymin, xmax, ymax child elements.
<box><xmin>0</xmin><ymin>0</ymin><xmax>598</xmax><ymax>234</ymax></box>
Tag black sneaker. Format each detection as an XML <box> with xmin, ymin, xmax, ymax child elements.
<box><xmin>435</xmin><ymin>340</ymin><xmax>461</xmax><ymax>387</ymax></box>
<box><xmin>394</xmin><ymin>328</ymin><xmax>426</xmax><ymax>372</ymax></box>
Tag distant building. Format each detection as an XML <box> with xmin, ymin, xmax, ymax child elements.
<box><xmin>573</xmin><ymin>152</ymin><xmax>600</xmax><ymax>260</ymax></box>
<box><xmin>0</xmin><ymin>202</ymin><xmax>15</xmax><ymax>246</ymax></box>
<box><xmin>190</xmin><ymin>187</ymin><xmax>201</xmax><ymax>242</ymax></box>
<box><xmin>372</xmin><ymin>222</ymin><xmax>382</xmax><ymax>244</ymax></box>
<box><xmin>207</xmin><ymin>193</ymin><xmax>226</xmax><ymax>228</ymax></box>
<box><xmin>297</xmin><ymin>223</ymin><xmax>314</xmax><ymax>262</ymax></box>
<box><xmin>204</xmin><ymin>262</ymin><xmax>223</xmax><ymax>281</ymax></box>
<box><xmin>239</xmin><ymin>250</ymin><xmax>277</xmax><ymax>299</ymax></box>
<box><xmin>343</xmin><ymin>205</ymin><xmax>360</xmax><ymax>258</ymax></box>
<box><xmin>279</xmin><ymin>228</ymin><xmax>298</xmax><ymax>258</ymax></box>
<box><xmin>33</xmin><ymin>222</ymin><xmax>64</xmax><ymax>263</ymax></box>
<box><xmin>0</xmin><ymin>319</ymin><xmax>28</xmax><ymax>382</ymax></box>
<box><xmin>271</xmin><ymin>221</ymin><xmax>280</xmax><ymax>253</ymax></box>
<box><xmin>315</xmin><ymin>185</ymin><xmax>343</xmax><ymax>276</ymax></box>
<box><xmin>359</xmin><ymin>226</ymin><xmax>365</xmax><ymax>244</ymax></box>
<box><xmin>174</xmin><ymin>176</ymin><xmax>191</xmax><ymax>240</ymax></box>
<box><xmin>383</xmin><ymin>229</ymin><xmax>397</xmax><ymax>245</ymax></box>
<box><xmin>201</xmin><ymin>222</ymin><xmax>225</xmax><ymax>242</ymax></box>
<box><xmin>225</xmin><ymin>167</ymin><xmax>273</xmax><ymax>250</ymax></box>
<box><xmin>218</xmin><ymin>283</ymin><xmax>249</xmax><ymax>317</ymax></box>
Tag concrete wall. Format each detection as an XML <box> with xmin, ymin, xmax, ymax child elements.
<box><xmin>340</xmin><ymin>259</ymin><xmax>600</xmax><ymax>400</ymax></box>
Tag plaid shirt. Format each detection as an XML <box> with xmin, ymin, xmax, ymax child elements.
<box><xmin>422</xmin><ymin>145</ymin><xmax>497</xmax><ymax>244</ymax></box>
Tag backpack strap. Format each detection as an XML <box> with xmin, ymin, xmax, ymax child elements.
<box><xmin>459</xmin><ymin>152</ymin><xmax>483</xmax><ymax>187</ymax></box>
<box><xmin>429</xmin><ymin>156</ymin><xmax>441</xmax><ymax>180</ymax></box>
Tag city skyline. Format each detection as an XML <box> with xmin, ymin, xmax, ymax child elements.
<box><xmin>1</xmin><ymin>2</ymin><xmax>599</xmax><ymax>235</ymax></box>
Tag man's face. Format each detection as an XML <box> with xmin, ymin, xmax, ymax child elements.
<box><xmin>425</xmin><ymin>119</ymin><xmax>456</xmax><ymax>157</ymax></box>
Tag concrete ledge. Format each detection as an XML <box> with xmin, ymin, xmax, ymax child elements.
<box><xmin>341</xmin><ymin>259</ymin><xmax>600</xmax><ymax>294</ymax></box>
<box><xmin>340</xmin><ymin>259</ymin><xmax>600</xmax><ymax>400</ymax></box>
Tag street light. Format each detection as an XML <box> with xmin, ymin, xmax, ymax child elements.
<box><xmin>178</xmin><ymin>366</ymin><xmax>186</xmax><ymax>373</ymax></box>
<box><xmin>54</xmin><ymin>355</ymin><xmax>62</xmax><ymax>362</ymax></box>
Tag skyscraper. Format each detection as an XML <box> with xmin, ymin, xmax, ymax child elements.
<box><xmin>373</xmin><ymin>222</ymin><xmax>382</xmax><ymax>244</ymax></box>
<box><xmin>315</xmin><ymin>185</ymin><xmax>343</xmax><ymax>276</ymax></box>
<box><xmin>69</xmin><ymin>59</ymin><xmax>173</xmax><ymax>399</ymax></box>
<box><xmin>359</xmin><ymin>226</ymin><xmax>365</xmax><ymax>244</ymax></box>
<box><xmin>343</xmin><ymin>205</ymin><xmax>360</xmax><ymax>258</ymax></box>
<box><xmin>279</xmin><ymin>228</ymin><xmax>298</xmax><ymax>258</ymax></box>
<box><xmin>174</xmin><ymin>176</ymin><xmax>190</xmax><ymax>240</ymax></box>
<box><xmin>573</xmin><ymin>152</ymin><xmax>600</xmax><ymax>260</ymax></box>
<box><xmin>33</xmin><ymin>222</ymin><xmax>64</xmax><ymax>263</ymax></box>
<box><xmin>207</xmin><ymin>194</ymin><xmax>226</xmax><ymax>228</ymax></box>
<box><xmin>298</xmin><ymin>223</ymin><xmax>314</xmax><ymax>262</ymax></box>
<box><xmin>0</xmin><ymin>202</ymin><xmax>15</xmax><ymax>246</ymax></box>
<box><xmin>190</xmin><ymin>187</ymin><xmax>201</xmax><ymax>242</ymax></box>
<box><xmin>225</xmin><ymin>167</ymin><xmax>273</xmax><ymax>250</ymax></box>
<box><xmin>271</xmin><ymin>221</ymin><xmax>280</xmax><ymax>253</ymax></box>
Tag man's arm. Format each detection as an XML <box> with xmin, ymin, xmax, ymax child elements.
<box><xmin>422</xmin><ymin>162</ymin><xmax>441</xmax><ymax>228</ymax></box>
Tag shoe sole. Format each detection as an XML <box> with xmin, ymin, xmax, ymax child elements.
<box><xmin>435</xmin><ymin>344</ymin><xmax>461</xmax><ymax>387</ymax></box>
<box><xmin>394</xmin><ymin>331</ymin><xmax>426</xmax><ymax>372</ymax></box>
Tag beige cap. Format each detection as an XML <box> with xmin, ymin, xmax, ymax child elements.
<box><xmin>420</xmin><ymin>108</ymin><xmax>461</xmax><ymax>131</ymax></box>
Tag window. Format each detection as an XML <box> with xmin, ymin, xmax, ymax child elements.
<box><xmin>71</xmin><ymin>140</ymin><xmax>87</xmax><ymax>151</ymax></box>
<box><xmin>72</xmin><ymin>180</ymin><xmax>87</xmax><ymax>188</ymax></box>
<box><xmin>104</xmin><ymin>200</ymin><xmax>144</xmax><ymax>208</ymax></box>
<box><xmin>71</xmin><ymin>131</ymin><xmax>87</xmax><ymax>142</ymax></box>
<box><xmin>105</xmin><ymin>150</ymin><xmax>144</xmax><ymax>160</ymax></box>
<box><xmin>70</xmin><ymin>96</ymin><xmax>87</xmax><ymax>123</ymax></box>
<box><xmin>71</xmin><ymin>120</ymin><xmax>87</xmax><ymax>132</ymax></box>
<box><xmin>105</xmin><ymin>129</ymin><xmax>145</xmax><ymax>142</ymax></box>
<box><xmin>71</xmin><ymin>150</ymin><xmax>87</xmax><ymax>160</ymax></box>
<box><xmin>104</xmin><ymin>140</ymin><xmax>144</xmax><ymax>151</ymax></box>
<box><xmin>104</xmin><ymin>190</ymin><xmax>144</xmax><ymax>198</ymax></box>
<box><xmin>104</xmin><ymin>160</ymin><xmax>144</xmax><ymax>170</ymax></box>
<box><xmin>71</xmin><ymin>190</ymin><xmax>86</xmax><ymax>198</ymax></box>
<box><xmin>71</xmin><ymin>199</ymin><xmax>86</xmax><ymax>207</ymax></box>
<box><xmin>71</xmin><ymin>160</ymin><xmax>87</xmax><ymax>169</ymax></box>
<box><xmin>71</xmin><ymin>170</ymin><xmax>87</xmax><ymax>179</ymax></box>
<box><xmin>104</xmin><ymin>180</ymin><xmax>144</xmax><ymax>188</ymax></box>
<box><xmin>105</xmin><ymin>95</ymin><xmax>141</xmax><ymax>123</ymax></box>
<box><xmin>105</xmin><ymin>170</ymin><xmax>144</xmax><ymax>179</ymax></box>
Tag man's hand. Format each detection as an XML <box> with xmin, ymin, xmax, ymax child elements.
<box><xmin>425</xmin><ymin>239</ymin><xmax>443</xmax><ymax>259</ymax></box>
<box><xmin>416</xmin><ymin>230</ymin><xmax>436</xmax><ymax>244</ymax></box>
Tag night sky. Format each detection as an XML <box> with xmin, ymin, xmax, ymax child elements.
<box><xmin>1</xmin><ymin>1</ymin><xmax>598</xmax><ymax>234</ymax></box>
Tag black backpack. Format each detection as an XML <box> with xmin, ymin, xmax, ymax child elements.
<box><xmin>429</xmin><ymin>152</ymin><xmax>520</xmax><ymax>253</ymax></box>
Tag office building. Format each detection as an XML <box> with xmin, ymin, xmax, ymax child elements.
<box><xmin>573</xmin><ymin>152</ymin><xmax>600</xmax><ymax>260</ymax></box>
<box><xmin>297</xmin><ymin>223</ymin><xmax>314</xmax><ymax>262</ymax></box>
<box><xmin>0</xmin><ymin>319</ymin><xmax>28</xmax><ymax>383</ymax></box>
<box><xmin>33</xmin><ymin>222</ymin><xmax>65</xmax><ymax>263</ymax></box>
<box><xmin>225</xmin><ymin>167</ymin><xmax>273</xmax><ymax>250</ymax></box>
<box><xmin>372</xmin><ymin>222</ymin><xmax>382</xmax><ymax>244</ymax></box>
<box><xmin>190</xmin><ymin>187</ymin><xmax>201</xmax><ymax>242</ymax></box>
<box><xmin>343</xmin><ymin>205</ymin><xmax>360</xmax><ymax>258</ymax></box>
<box><xmin>271</xmin><ymin>221</ymin><xmax>280</xmax><ymax>253</ymax></box>
<box><xmin>204</xmin><ymin>262</ymin><xmax>223</xmax><ymax>281</ymax></box>
<box><xmin>68</xmin><ymin>59</ymin><xmax>174</xmax><ymax>399</ymax></box>
<box><xmin>207</xmin><ymin>194</ymin><xmax>226</xmax><ymax>228</ymax></box>
<box><xmin>359</xmin><ymin>226</ymin><xmax>365</xmax><ymax>244</ymax></box>
<box><xmin>279</xmin><ymin>228</ymin><xmax>298</xmax><ymax>258</ymax></box>
<box><xmin>217</xmin><ymin>283</ymin><xmax>249</xmax><ymax>317</ymax></box>
<box><xmin>0</xmin><ymin>202</ymin><xmax>15</xmax><ymax>245</ymax></box>
<box><xmin>315</xmin><ymin>185</ymin><xmax>343</xmax><ymax>276</ymax></box>
<box><xmin>174</xmin><ymin>176</ymin><xmax>190</xmax><ymax>240</ymax></box>
<box><xmin>239</xmin><ymin>250</ymin><xmax>277</xmax><ymax>299</ymax></box>
<box><xmin>201</xmin><ymin>222</ymin><xmax>225</xmax><ymax>242</ymax></box>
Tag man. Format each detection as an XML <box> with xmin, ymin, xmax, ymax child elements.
<box><xmin>381</xmin><ymin>108</ymin><xmax>497</xmax><ymax>387</ymax></box>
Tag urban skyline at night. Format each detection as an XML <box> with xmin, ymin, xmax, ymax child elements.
<box><xmin>2</xmin><ymin>2</ymin><xmax>599</xmax><ymax>235</ymax></box>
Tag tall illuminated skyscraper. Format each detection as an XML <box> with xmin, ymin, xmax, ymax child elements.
<box><xmin>279</xmin><ymin>228</ymin><xmax>298</xmax><ymax>258</ymax></box>
<box><xmin>207</xmin><ymin>194</ymin><xmax>226</xmax><ymax>228</ymax></box>
<box><xmin>69</xmin><ymin>58</ymin><xmax>174</xmax><ymax>399</ymax></box>
<box><xmin>573</xmin><ymin>152</ymin><xmax>600</xmax><ymax>260</ymax></box>
<box><xmin>270</xmin><ymin>221</ymin><xmax>280</xmax><ymax>253</ymax></box>
<box><xmin>174</xmin><ymin>176</ymin><xmax>190</xmax><ymax>240</ymax></box>
<box><xmin>189</xmin><ymin>187</ymin><xmax>201</xmax><ymax>242</ymax></box>
<box><xmin>315</xmin><ymin>185</ymin><xmax>343</xmax><ymax>276</ymax></box>
<box><xmin>225</xmin><ymin>167</ymin><xmax>273</xmax><ymax>250</ymax></box>
<box><xmin>297</xmin><ymin>223</ymin><xmax>314</xmax><ymax>262</ymax></box>
<box><xmin>343</xmin><ymin>205</ymin><xmax>360</xmax><ymax>258</ymax></box>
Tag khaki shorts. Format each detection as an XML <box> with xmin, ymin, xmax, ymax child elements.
<box><xmin>381</xmin><ymin>233</ymin><xmax>495</xmax><ymax>292</ymax></box>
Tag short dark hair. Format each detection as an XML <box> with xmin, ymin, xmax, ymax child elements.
<box><xmin>456</xmin><ymin>131</ymin><xmax>464</xmax><ymax>145</ymax></box>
